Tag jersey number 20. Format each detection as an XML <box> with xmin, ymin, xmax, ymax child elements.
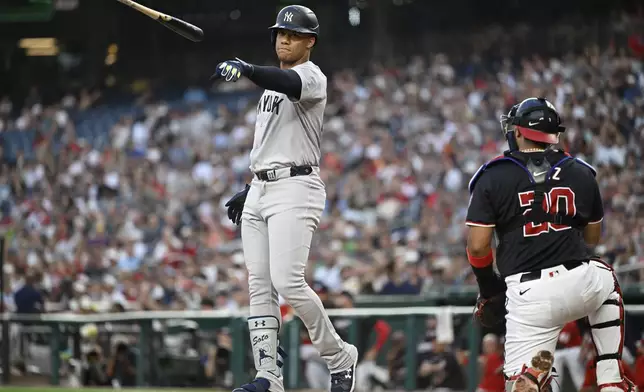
<box><xmin>518</xmin><ymin>187</ymin><xmax>577</xmax><ymax>237</ymax></box>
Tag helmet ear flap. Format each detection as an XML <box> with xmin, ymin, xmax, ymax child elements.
<box><xmin>270</xmin><ymin>30</ymin><xmax>277</xmax><ymax>47</ymax></box>
<box><xmin>500</xmin><ymin>104</ymin><xmax>520</xmax><ymax>151</ymax></box>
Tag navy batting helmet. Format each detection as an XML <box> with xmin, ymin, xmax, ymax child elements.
<box><xmin>269</xmin><ymin>5</ymin><xmax>319</xmax><ymax>46</ymax></box>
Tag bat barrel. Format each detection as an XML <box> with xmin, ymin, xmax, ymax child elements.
<box><xmin>116</xmin><ymin>0</ymin><xmax>204</xmax><ymax>42</ymax></box>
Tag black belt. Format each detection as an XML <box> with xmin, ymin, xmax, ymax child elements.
<box><xmin>255</xmin><ymin>165</ymin><xmax>313</xmax><ymax>182</ymax></box>
<box><xmin>519</xmin><ymin>261</ymin><xmax>586</xmax><ymax>283</ymax></box>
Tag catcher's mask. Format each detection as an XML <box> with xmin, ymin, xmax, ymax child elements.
<box><xmin>500</xmin><ymin>97</ymin><xmax>566</xmax><ymax>151</ymax></box>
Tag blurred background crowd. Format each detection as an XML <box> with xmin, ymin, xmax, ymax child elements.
<box><xmin>0</xmin><ymin>0</ymin><xmax>644</xmax><ymax>390</ymax></box>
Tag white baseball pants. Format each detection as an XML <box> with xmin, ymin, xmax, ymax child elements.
<box><xmin>241</xmin><ymin>168</ymin><xmax>357</xmax><ymax>391</ymax></box>
<box><xmin>504</xmin><ymin>260</ymin><xmax>627</xmax><ymax>391</ymax></box>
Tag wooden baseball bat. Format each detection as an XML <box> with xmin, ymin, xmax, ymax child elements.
<box><xmin>115</xmin><ymin>0</ymin><xmax>203</xmax><ymax>42</ymax></box>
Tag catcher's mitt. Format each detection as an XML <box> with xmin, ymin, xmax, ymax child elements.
<box><xmin>474</xmin><ymin>292</ymin><xmax>507</xmax><ymax>328</ymax></box>
<box><xmin>511</xmin><ymin>350</ymin><xmax>555</xmax><ymax>392</ymax></box>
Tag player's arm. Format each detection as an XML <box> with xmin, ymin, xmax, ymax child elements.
<box><xmin>212</xmin><ymin>58</ymin><xmax>302</xmax><ymax>99</ymax></box>
<box><xmin>241</xmin><ymin>60</ymin><xmax>324</xmax><ymax>102</ymax></box>
<box><xmin>584</xmin><ymin>174</ymin><xmax>604</xmax><ymax>247</ymax></box>
<box><xmin>245</xmin><ymin>64</ymin><xmax>302</xmax><ymax>99</ymax></box>
<box><xmin>465</xmin><ymin>173</ymin><xmax>502</xmax><ymax>298</ymax></box>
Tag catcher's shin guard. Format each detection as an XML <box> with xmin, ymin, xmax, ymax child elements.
<box><xmin>587</xmin><ymin>264</ymin><xmax>634</xmax><ymax>392</ymax></box>
<box><xmin>506</xmin><ymin>351</ymin><xmax>555</xmax><ymax>392</ymax></box>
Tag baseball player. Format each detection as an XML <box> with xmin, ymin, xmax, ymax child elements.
<box><xmin>466</xmin><ymin>97</ymin><xmax>635</xmax><ymax>391</ymax></box>
<box><xmin>211</xmin><ymin>5</ymin><xmax>358</xmax><ymax>392</ymax></box>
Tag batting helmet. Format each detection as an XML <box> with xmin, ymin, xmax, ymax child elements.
<box><xmin>269</xmin><ymin>5</ymin><xmax>319</xmax><ymax>46</ymax></box>
<box><xmin>500</xmin><ymin>97</ymin><xmax>566</xmax><ymax>146</ymax></box>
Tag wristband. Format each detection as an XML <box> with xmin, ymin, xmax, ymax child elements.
<box><xmin>467</xmin><ymin>248</ymin><xmax>494</xmax><ymax>268</ymax></box>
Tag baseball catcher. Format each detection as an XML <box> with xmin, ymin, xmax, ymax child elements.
<box><xmin>466</xmin><ymin>97</ymin><xmax>635</xmax><ymax>391</ymax></box>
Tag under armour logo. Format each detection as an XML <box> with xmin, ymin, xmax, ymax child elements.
<box><xmin>284</xmin><ymin>12</ymin><xmax>293</xmax><ymax>22</ymax></box>
<box><xmin>255</xmin><ymin>320</ymin><xmax>266</xmax><ymax>327</ymax></box>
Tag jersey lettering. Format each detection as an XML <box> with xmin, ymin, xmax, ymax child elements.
<box><xmin>257</xmin><ymin>94</ymin><xmax>285</xmax><ymax>115</ymax></box>
<box><xmin>552</xmin><ymin>167</ymin><xmax>562</xmax><ymax>181</ymax></box>
<box><xmin>518</xmin><ymin>187</ymin><xmax>577</xmax><ymax>237</ymax></box>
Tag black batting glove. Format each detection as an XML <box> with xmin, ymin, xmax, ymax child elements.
<box><xmin>224</xmin><ymin>184</ymin><xmax>250</xmax><ymax>225</ymax></box>
<box><xmin>211</xmin><ymin>58</ymin><xmax>254</xmax><ymax>82</ymax></box>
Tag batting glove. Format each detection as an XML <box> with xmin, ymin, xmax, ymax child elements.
<box><xmin>211</xmin><ymin>58</ymin><xmax>254</xmax><ymax>82</ymax></box>
<box><xmin>225</xmin><ymin>184</ymin><xmax>250</xmax><ymax>225</ymax></box>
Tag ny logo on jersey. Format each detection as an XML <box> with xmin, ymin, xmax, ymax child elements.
<box><xmin>284</xmin><ymin>12</ymin><xmax>293</xmax><ymax>22</ymax></box>
<box><xmin>257</xmin><ymin>94</ymin><xmax>284</xmax><ymax>115</ymax></box>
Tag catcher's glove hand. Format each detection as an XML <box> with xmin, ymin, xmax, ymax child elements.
<box><xmin>225</xmin><ymin>184</ymin><xmax>250</xmax><ymax>225</ymax></box>
<box><xmin>211</xmin><ymin>58</ymin><xmax>254</xmax><ymax>82</ymax></box>
<box><xmin>474</xmin><ymin>292</ymin><xmax>506</xmax><ymax>328</ymax></box>
<box><xmin>511</xmin><ymin>350</ymin><xmax>555</xmax><ymax>392</ymax></box>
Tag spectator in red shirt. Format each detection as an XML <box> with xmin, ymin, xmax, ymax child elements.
<box><xmin>477</xmin><ymin>333</ymin><xmax>505</xmax><ymax>392</ymax></box>
<box><xmin>633</xmin><ymin>340</ymin><xmax>644</xmax><ymax>390</ymax></box>
<box><xmin>552</xmin><ymin>321</ymin><xmax>585</xmax><ymax>392</ymax></box>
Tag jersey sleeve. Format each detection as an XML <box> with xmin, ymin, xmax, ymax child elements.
<box><xmin>466</xmin><ymin>172</ymin><xmax>496</xmax><ymax>227</ymax></box>
<box><xmin>291</xmin><ymin>62</ymin><xmax>326</xmax><ymax>103</ymax></box>
<box><xmin>587</xmin><ymin>175</ymin><xmax>604</xmax><ymax>224</ymax></box>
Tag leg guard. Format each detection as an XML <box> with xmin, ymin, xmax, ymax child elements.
<box><xmin>587</xmin><ymin>267</ymin><xmax>634</xmax><ymax>392</ymax></box>
<box><xmin>248</xmin><ymin>315</ymin><xmax>286</xmax><ymax>378</ymax></box>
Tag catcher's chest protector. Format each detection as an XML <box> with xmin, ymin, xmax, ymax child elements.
<box><xmin>468</xmin><ymin>150</ymin><xmax>592</xmax><ymax>237</ymax></box>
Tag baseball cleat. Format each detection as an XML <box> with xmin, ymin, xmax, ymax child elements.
<box><xmin>232</xmin><ymin>377</ymin><xmax>270</xmax><ymax>392</ymax></box>
<box><xmin>330</xmin><ymin>360</ymin><xmax>357</xmax><ymax>392</ymax></box>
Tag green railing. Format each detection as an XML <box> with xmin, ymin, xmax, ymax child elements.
<box><xmin>3</xmin><ymin>307</ymin><xmax>477</xmax><ymax>390</ymax></box>
<box><xmin>4</xmin><ymin>304</ymin><xmax>644</xmax><ymax>391</ymax></box>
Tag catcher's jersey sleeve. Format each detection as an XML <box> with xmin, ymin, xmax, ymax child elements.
<box><xmin>466</xmin><ymin>171</ymin><xmax>496</xmax><ymax>227</ymax></box>
<box><xmin>291</xmin><ymin>61</ymin><xmax>326</xmax><ymax>102</ymax></box>
<box><xmin>588</xmin><ymin>174</ymin><xmax>604</xmax><ymax>224</ymax></box>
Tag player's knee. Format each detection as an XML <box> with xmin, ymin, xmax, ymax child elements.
<box><xmin>271</xmin><ymin>272</ymin><xmax>307</xmax><ymax>300</ymax></box>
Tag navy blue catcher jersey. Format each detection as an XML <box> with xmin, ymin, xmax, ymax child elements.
<box><xmin>465</xmin><ymin>150</ymin><xmax>604</xmax><ymax>278</ymax></box>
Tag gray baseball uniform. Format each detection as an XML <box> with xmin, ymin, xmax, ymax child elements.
<box><xmin>250</xmin><ymin>61</ymin><xmax>325</xmax><ymax>171</ymax></box>
<box><xmin>242</xmin><ymin>61</ymin><xmax>357</xmax><ymax>392</ymax></box>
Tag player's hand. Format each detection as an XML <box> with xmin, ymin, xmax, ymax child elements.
<box><xmin>225</xmin><ymin>184</ymin><xmax>250</xmax><ymax>225</ymax></box>
<box><xmin>474</xmin><ymin>292</ymin><xmax>506</xmax><ymax>328</ymax></box>
<box><xmin>211</xmin><ymin>58</ymin><xmax>254</xmax><ymax>82</ymax></box>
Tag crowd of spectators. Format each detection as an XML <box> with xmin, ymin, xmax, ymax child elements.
<box><xmin>0</xmin><ymin>7</ymin><xmax>642</xmax><ymax>391</ymax></box>
<box><xmin>0</xmin><ymin>17</ymin><xmax>642</xmax><ymax>320</ymax></box>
